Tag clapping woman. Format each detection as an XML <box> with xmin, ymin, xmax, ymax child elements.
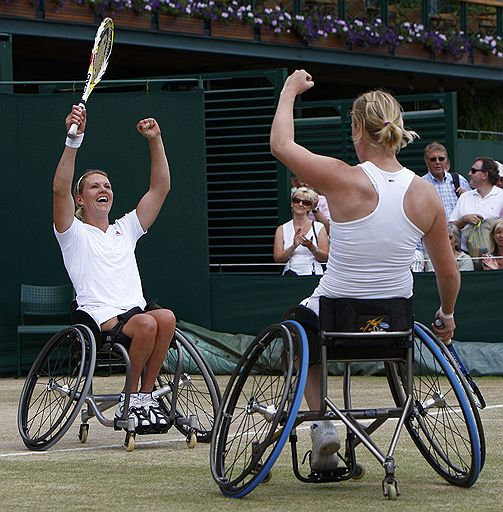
<box><xmin>274</xmin><ymin>187</ymin><xmax>329</xmax><ymax>276</ymax></box>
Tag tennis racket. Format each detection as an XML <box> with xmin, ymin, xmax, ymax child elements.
<box><xmin>433</xmin><ymin>318</ymin><xmax>486</xmax><ymax>409</ymax></box>
<box><xmin>68</xmin><ymin>17</ymin><xmax>114</xmax><ymax>137</ymax></box>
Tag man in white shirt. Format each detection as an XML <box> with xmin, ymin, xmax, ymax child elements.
<box><xmin>450</xmin><ymin>157</ymin><xmax>503</xmax><ymax>251</ymax></box>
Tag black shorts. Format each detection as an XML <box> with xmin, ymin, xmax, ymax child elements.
<box><xmin>71</xmin><ymin>302</ymin><xmax>162</xmax><ymax>350</ymax></box>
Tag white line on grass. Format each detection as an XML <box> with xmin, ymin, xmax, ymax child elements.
<box><xmin>1</xmin><ymin>436</ymin><xmax>187</xmax><ymax>458</ymax></box>
<box><xmin>5</xmin><ymin>404</ymin><xmax>500</xmax><ymax>459</ymax></box>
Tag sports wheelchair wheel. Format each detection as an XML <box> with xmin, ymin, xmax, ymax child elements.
<box><xmin>210</xmin><ymin>321</ymin><xmax>308</xmax><ymax>498</ymax></box>
<box><xmin>386</xmin><ymin>323</ymin><xmax>482</xmax><ymax>487</ymax></box>
<box><xmin>18</xmin><ymin>325</ymin><xmax>96</xmax><ymax>451</ymax></box>
<box><xmin>157</xmin><ymin>329</ymin><xmax>220</xmax><ymax>443</ymax></box>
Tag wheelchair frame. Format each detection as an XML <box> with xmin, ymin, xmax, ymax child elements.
<box><xmin>18</xmin><ymin>324</ymin><xmax>220</xmax><ymax>452</ymax></box>
<box><xmin>210</xmin><ymin>318</ymin><xmax>484</xmax><ymax>500</ymax></box>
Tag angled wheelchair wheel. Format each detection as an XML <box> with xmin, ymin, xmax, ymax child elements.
<box><xmin>18</xmin><ymin>325</ymin><xmax>96</xmax><ymax>451</ymax></box>
<box><xmin>412</xmin><ymin>322</ymin><xmax>486</xmax><ymax>470</ymax></box>
<box><xmin>157</xmin><ymin>329</ymin><xmax>220</xmax><ymax>443</ymax></box>
<box><xmin>210</xmin><ymin>321</ymin><xmax>308</xmax><ymax>498</ymax></box>
<box><xmin>386</xmin><ymin>323</ymin><xmax>482</xmax><ymax>487</ymax></box>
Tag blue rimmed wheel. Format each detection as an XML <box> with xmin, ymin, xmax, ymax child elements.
<box><xmin>210</xmin><ymin>320</ymin><xmax>308</xmax><ymax>498</ymax></box>
<box><xmin>386</xmin><ymin>323</ymin><xmax>482</xmax><ymax>487</ymax></box>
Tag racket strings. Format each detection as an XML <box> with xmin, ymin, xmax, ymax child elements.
<box><xmin>92</xmin><ymin>30</ymin><xmax>113</xmax><ymax>81</ymax></box>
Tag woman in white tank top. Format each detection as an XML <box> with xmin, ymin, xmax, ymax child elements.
<box><xmin>274</xmin><ymin>187</ymin><xmax>328</xmax><ymax>276</ymax></box>
<box><xmin>271</xmin><ymin>70</ymin><xmax>460</xmax><ymax>414</ymax></box>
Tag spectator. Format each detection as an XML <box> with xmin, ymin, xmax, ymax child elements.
<box><xmin>449</xmin><ymin>157</ymin><xmax>503</xmax><ymax>252</ymax></box>
<box><xmin>422</xmin><ymin>142</ymin><xmax>470</xmax><ymax>219</ymax></box>
<box><xmin>426</xmin><ymin>224</ymin><xmax>474</xmax><ymax>272</ymax></box>
<box><xmin>496</xmin><ymin>161</ymin><xmax>503</xmax><ymax>189</ymax></box>
<box><xmin>292</xmin><ymin>173</ymin><xmax>331</xmax><ymax>231</ymax></box>
<box><xmin>482</xmin><ymin>218</ymin><xmax>503</xmax><ymax>270</ymax></box>
<box><xmin>274</xmin><ymin>186</ymin><xmax>329</xmax><ymax>276</ymax></box>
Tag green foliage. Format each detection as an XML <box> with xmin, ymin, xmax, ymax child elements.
<box><xmin>458</xmin><ymin>88</ymin><xmax>503</xmax><ymax>133</ymax></box>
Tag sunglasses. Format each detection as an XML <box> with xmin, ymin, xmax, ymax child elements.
<box><xmin>429</xmin><ymin>156</ymin><xmax>446</xmax><ymax>162</ymax></box>
<box><xmin>292</xmin><ymin>197</ymin><xmax>313</xmax><ymax>207</ymax></box>
<box><xmin>469</xmin><ymin>167</ymin><xmax>485</xmax><ymax>174</ymax></box>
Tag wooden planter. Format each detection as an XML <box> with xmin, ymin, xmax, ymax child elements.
<box><xmin>354</xmin><ymin>44</ymin><xmax>391</xmax><ymax>56</ymax></box>
<box><xmin>471</xmin><ymin>48</ymin><xmax>503</xmax><ymax>68</ymax></box>
<box><xmin>0</xmin><ymin>0</ymin><xmax>37</xmax><ymax>19</ymax></box>
<box><xmin>210</xmin><ymin>21</ymin><xmax>254</xmax><ymax>40</ymax></box>
<box><xmin>434</xmin><ymin>51</ymin><xmax>469</xmax><ymax>64</ymax></box>
<box><xmin>44</xmin><ymin>2</ymin><xmax>97</xmax><ymax>24</ymax></box>
<box><xmin>393</xmin><ymin>42</ymin><xmax>432</xmax><ymax>60</ymax></box>
<box><xmin>260</xmin><ymin>27</ymin><xmax>301</xmax><ymax>45</ymax></box>
<box><xmin>109</xmin><ymin>9</ymin><xmax>152</xmax><ymax>30</ymax></box>
<box><xmin>158</xmin><ymin>14</ymin><xmax>205</xmax><ymax>35</ymax></box>
<box><xmin>309</xmin><ymin>35</ymin><xmax>348</xmax><ymax>51</ymax></box>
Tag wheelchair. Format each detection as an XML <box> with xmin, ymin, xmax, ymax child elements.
<box><xmin>210</xmin><ymin>297</ymin><xmax>484</xmax><ymax>500</ymax></box>
<box><xmin>18</xmin><ymin>322</ymin><xmax>221</xmax><ymax>452</ymax></box>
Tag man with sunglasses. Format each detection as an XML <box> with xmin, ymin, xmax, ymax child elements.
<box><xmin>422</xmin><ymin>142</ymin><xmax>470</xmax><ymax>219</ymax></box>
<box><xmin>449</xmin><ymin>157</ymin><xmax>503</xmax><ymax>253</ymax></box>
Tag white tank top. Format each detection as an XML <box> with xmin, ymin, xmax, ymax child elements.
<box><xmin>282</xmin><ymin>219</ymin><xmax>325</xmax><ymax>276</ymax></box>
<box><xmin>311</xmin><ymin>161</ymin><xmax>424</xmax><ymax>299</ymax></box>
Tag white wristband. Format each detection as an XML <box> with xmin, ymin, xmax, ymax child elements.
<box><xmin>65</xmin><ymin>133</ymin><xmax>84</xmax><ymax>149</ymax></box>
<box><xmin>439</xmin><ymin>308</ymin><xmax>454</xmax><ymax>320</ymax></box>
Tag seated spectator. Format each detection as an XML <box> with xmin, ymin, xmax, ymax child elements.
<box><xmin>482</xmin><ymin>218</ymin><xmax>503</xmax><ymax>270</ymax></box>
<box><xmin>274</xmin><ymin>187</ymin><xmax>329</xmax><ymax>276</ymax></box>
<box><xmin>496</xmin><ymin>161</ymin><xmax>503</xmax><ymax>189</ymax></box>
<box><xmin>292</xmin><ymin>173</ymin><xmax>331</xmax><ymax>232</ymax></box>
<box><xmin>426</xmin><ymin>224</ymin><xmax>474</xmax><ymax>272</ymax></box>
<box><xmin>449</xmin><ymin>157</ymin><xmax>503</xmax><ymax>252</ymax></box>
<box><xmin>411</xmin><ymin>248</ymin><xmax>425</xmax><ymax>272</ymax></box>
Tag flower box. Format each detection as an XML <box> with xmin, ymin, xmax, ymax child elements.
<box><xmin>210</xmin><ymin>21</ymin><xmax>254</xmax><ymax>40</ymax></box>
<box><xmin>308</xmin><ymin>35</ymin><xmax>348</xmax><ymax>51</ymax></box>
<box><xmin>44</xmin><ymin>2</ymin><xmax>96</xmax><ymax>24</ymax></box>
<box><xmin>158</xmin><ymin>14</ymin><xmax>205</xmax><ymax>35</ymax></box>
<box><xmin>471</xmin><ymin>48</ymin><xmax>503</xmax><ymax>68</ymax></box>
<box><xmin>434</xmin><ymin>51</ymin><xmax>469</xmax><ymax>65</ymax></box>
<box><xmin>353</xmin><ymin>44</ymin><xmax>391</xmax><ymax>56</ymax></box>
<box><xmin>260</xmin><ymin>27</ymin><xmax>301</xmax><ymax>45</ymax></box>
<box><xmin>109</xmin><ymin>9</ymin><xmax>152</xmax><ymax>30</ymax></box>
<box><xmin>393</xmin><ymin>42</ymin><xmax>432</xmax><ymax>60</ymax></box>
<box><xmin>0</xmin><ymin>0</ymin><xmax>36</xmax><ymax>18</ymax></box>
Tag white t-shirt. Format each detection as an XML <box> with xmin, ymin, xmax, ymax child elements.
<box><xmin>449</xmin><ymin>186</ymin><xmax>503</xmax><ymax>250</ymax></box>
<box><xmin>54</xmin><ymin>210</ymin><xmax>147</xmax><ymax>326</ymax></box>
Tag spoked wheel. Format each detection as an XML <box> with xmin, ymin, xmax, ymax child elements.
<box><xmin>17</xmin><ymin>325</ymin><xmax>96</xmax><ymax>451</ymax></box>
<box><xmin>386</xmin><ymin>323</ymin><xmax>482</xmax><ymax>487</ymax></box>
<box><xmin>157</xmin><ymin>329</ymin><xmax>220</xmax><ymax>443</ymax></box>
<box><xmin>210</xmin><ymin>320</ymin><xmax>308</xmax><ymax>498</ymax></box>
<box><xmin>413</xmin><ymin>322</ymin><xmax>486</xmax><ymax>471</ymax></box>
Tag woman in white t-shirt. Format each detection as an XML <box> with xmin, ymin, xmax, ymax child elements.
<box><xmin>274</xmin><ymin>187</ymin><xmax>328</xmax><ymax>275</ymax></box>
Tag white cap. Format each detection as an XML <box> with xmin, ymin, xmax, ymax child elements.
<box><xmin>497</xmin><ymin>161</ymin><xmax>503</xmax><ymax>177</ymax></box>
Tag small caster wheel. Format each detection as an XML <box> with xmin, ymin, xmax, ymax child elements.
<box><xmin>79</xmin><ymin>424</ymin><xmax>89</xmax><ymax>444</ymax></box>
<box><xmin>125</xmin><ymin>432</ymin><xmax>135</xmax><ymax>452</ymax></box>
<box><xmin>187</xmin><ymin>431</ymin><xmax>197</xmax><ymax>449</ymax></box>
<box><xmin>385</xmin><ymin>483</ymin><xmax>397</xmax><ymax>501</ymax></box>
<box><xmin>352</xmin><ymin>464</ymin><xmax>366</xmax><ymax>480</ymax></box>
<box><xmin>261</xmin><ymin>470</ymin><xmax>272</xmax><ymax>484</ymax></box>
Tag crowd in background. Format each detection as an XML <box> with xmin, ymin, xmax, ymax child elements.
<box><xmin>275</xmin><ymin>142</ymin><xmax>503</xmax><ymax>275</ymax></box>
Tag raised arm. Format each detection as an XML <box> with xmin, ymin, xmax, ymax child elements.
<box><xmin>135</xmin><ymin>118</ymin><xmax>171</xmax><ymax>231</ymax></box>
<box><xmin>53</xmin><ymin>106</ymin><xmax>86</xmax><ymax>233</ymax></box>
<box><xmin>270</xmin><ymin>69</ymin><xmax>352</xmax><ymax>197</ymax></box>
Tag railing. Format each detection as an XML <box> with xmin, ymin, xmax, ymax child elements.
<box><xmin>458</xmin><ymin>129</ymin><xmax>503</xmax><ymax>141</ymax></box>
